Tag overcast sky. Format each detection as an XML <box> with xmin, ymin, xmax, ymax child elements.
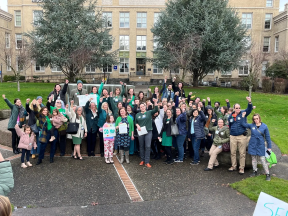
<box><xmin>0</xmin><ymin>0</ymin><xmax>288</xmax><ymax>12</ymax></box>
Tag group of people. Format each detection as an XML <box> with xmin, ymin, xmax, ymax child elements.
<box><xmin>2</xmin><ymin>76</ymin><xmax>272</xmax><ymax>181</ymax></box>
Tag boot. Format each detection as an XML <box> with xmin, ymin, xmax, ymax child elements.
<box><xmin>120</xmin><ymin>150</ymin><xmax>124</xmax><ymax>164</ymax></box>
<box><xmin>36</xmin><ymin>159</ymin><xmax>42</xmax><ymax>165</ymax></box>
<box><xmin>105</xmin><ymin>158</ymin><xmax>110</xmax><ymax>164</ymax></box>
<box><xmin>26</xmin><ymin>161</ymin><xmax>32</xmax><ymax>167</ymax></box>
<box><xmin>21</xmin><ymin>163</ymin><xmax>27</xmax><ymax>168</ymax></box>
<box><xmin>125</xmin><ymin>151</ymin><xmax>130</xmax><ymax>164</ymax></box>
<box><xmin>109</xmin><ymin>157</ymin><xmax>114</xmax><ymax>163</ymax></box>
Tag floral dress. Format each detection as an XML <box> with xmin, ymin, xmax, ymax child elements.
<box><xmin>116</xmin><ymin>117</ymin><xmax>130</xmax><ymax>148</ymax></box>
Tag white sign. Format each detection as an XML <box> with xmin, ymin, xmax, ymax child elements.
<box><xmin>77</xmin><ymin>94</ymin><xmax>97</xmax><ymax>106</ymax></box>
<box><xmin>253</xmin><ymin>192</ymin><xmax>288</xmax><ymax>216</ymax></box>
<box><xmin>103</xmin><ymin>123</ymin><xmax>116</xmax><ymax>138</ymax></box>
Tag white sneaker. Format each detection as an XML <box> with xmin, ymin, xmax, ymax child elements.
<box><xmin>109</xmin><ymin>157</ymin><xmax>114</xmax><ymax>163</ymax></box>
<box><xmin>105</xmin><ymin>158</ymin><xmax>110</xmax><ymax>164</ymax></box>
<box><xmin>49</xmin><ymin>136</ymin><xmax>55</xmax><ymax>142</ymax></box>
<box><xmin>21</xmin><ymin>163</ymin><xmax>27</xmax><ymax>168</ymax></box>
<box><xmin>26</xmin><ymin>161</ymin><xmax>32</xmax><ymax>167</ymax></box>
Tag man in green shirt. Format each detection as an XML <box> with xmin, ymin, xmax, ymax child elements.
<box><xmin>135</xmin><ymin>98</ymin><xmax>158</xmax><ymax>168</ymax></box>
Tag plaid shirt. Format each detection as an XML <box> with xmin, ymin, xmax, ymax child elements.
<box><xmin>33</xmin><ymin>105</ymin><xmax>52</xmax><ymax>143</ymax></box>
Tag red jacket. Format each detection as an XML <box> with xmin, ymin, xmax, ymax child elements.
<box><xmin>15</xmin><ymin>127</ymin><xmax>37</xmax><ymax>150</ymax></box>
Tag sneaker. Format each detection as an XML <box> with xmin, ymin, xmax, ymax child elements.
<box><xmin>139</xmin><ymin>161</ymin><xmax>144</xmax><ymax>166</ymax></box>
<box><xmin>166</xmin><ymin>160</ymin><xmax>174</xmax><ymax>165</ymax></box>
<box><xmin>249</xmin><ymin>171</ymin><xmax>258</xmax><ymax>177</ymax></box>
<box><xmin>26</xmin><ymin>161</ymin><xmax>32</xmax><ymax>167</ymax></box>
<box><xmin>145</xmin><ymin>163</ymin><xmax>152</xmax><ymax>168</ymax></box>
<box><xmin>266</xmin><ymin>174</ymin><xmax>271</xmax><ymax>181</ymax></box>
<box><xmin>49</xmin><ymin>136</ymin><xmax>55</xmax><ymax>142</ymax></box>
<box><xmin>190</xmin><ymin>162</ymin><xmax>199</xmax><ymax>165</ymax></box>
<box><xmin>174</xmin><ymin>159</ymin><xmax>183</xmax><ymax>163</ymax></box>
<box><xmin>105</xmin><ymin>158</ymin><xmax>110</xmax><ymax>164</ymax></box>
<box><xmin>31</xmin><ymin>154</ymin><xmax>36</xmax><ymax>159</ymax></box>
<box><xmin>21</xmin><ymin>163</ymin><xmax>27</xmax><ymax>168</ymax></box>
<box><xmin>204</xmin><ymin>167</ymin><xmax>212</xmax><ymax>171</ymax></box>
<box><xmin>239</xmin><ymin>168</ymin><xmax>244</xmax><ymax>175</ymax></box>
<box><xmin>228</xmin><ymin>167</ymin><xmax>237</xmax><ymax>172</ymax></box>
<box><xmin>109</xmin><ymin>157</ymin><xmax>114</xmax><ymax>164</ymax></box>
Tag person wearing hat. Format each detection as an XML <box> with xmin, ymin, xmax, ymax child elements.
<box><xmin>47</xmin><ymin>79</ymin><xmax>69</xmax><ymax>107</ymax></box>
<box><xmin>70</xmin><ymin>80</ymin><xmax>88</xmax><ymax>106</ymax></box>
<box><xmin>36</xmin><ymin>96</ymin><xmax>45</xmax><ymax>108</ymax></box>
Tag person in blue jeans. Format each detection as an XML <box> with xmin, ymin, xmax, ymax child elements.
<box><xmin>174</xmin><ymin>107</ymin><xmax>187</xmax><ymax>162</ymax></box>
<box><xmin>188</xmin><ymin>106</ymin><xmax>206</xmax><ymax>165</ymax></box>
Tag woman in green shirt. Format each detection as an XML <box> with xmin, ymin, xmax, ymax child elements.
<box><xmin>127</xmin><ymin>88</ymin><xmax>135</xmax><ymax>108</ymax></box>
<box><xmin>90</xmin><ymin>79</ymin><xmax>104</xmax><ymax>106</ymax></box>
<box><xmin>135</xmin><ymin>98</ymin><xmax>158</xmax><ymax>168</ymax></box>
<box><xmin>113</xmin><ymin>82</ymin><xmax>126</xmax><ymax>103</ymax></box>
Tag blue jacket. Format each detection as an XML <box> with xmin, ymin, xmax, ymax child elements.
<box><xmin>228</xmin><ymin>103</ymin><xmax>253</xmax><ymax>136</ymax></box>
<box><xmin>160</xmin><ymin>81</ymin><xmax>174</xmax><ymax>100</ymax></box>
<box><xmin>97</xmin><ymin>102</ymin><xmax>107</xmax><ymax>128</ymax></box>
<box><xmin>176</xmin><ymin>112</ymin><xmax>187</xmax><ymax>136</ymax></box>
<box><xmin>240</xmin><ymin>119</ymin><xmax>271</xmax><ymax>156</ymax></box>
<box><xmin>188</xmin><ymin>110</ymin><xmax>206</xmax><ymax>139</ymax></box>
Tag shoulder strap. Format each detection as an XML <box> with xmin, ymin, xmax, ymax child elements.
<box><xmin>256</xmin><ymin>127</ymin><xmax>266</xmax><ymax>141</ymax></box>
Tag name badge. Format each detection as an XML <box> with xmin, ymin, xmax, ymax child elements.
<box><xmin>237</xmin><ymin>117</ymin><xmax>241</xmax><ymax>120</ymax></box>
<box><xmin>206</xmin><ymin>116</ymin><xmax>208</xmax><ymax>118</ymax></box>
<box><xmin>220</xmin><ymin>132</ymin><xmax>224</xmax><ymax>135</ymax></box>
<box><xmin>195</xmin><ymin>120</ymin><xmax>197</xmax><ymax>123</ymax></box>
<box><xmin>142</xmin><ymin>115</ymin><xmax>146</xmax><ymax>118</ymax></box>
<box><xmin>81</xmin><ymin>126</ymin><xmax>84</xmax><ymax>130</ymax></box>
<box><xmin>115</xmin><ymin>99</ymin><xmax>118</xmax><ymax>102</ymax></box>
<box><xmin>252</xmin><ymin>127</ymin><xmax>255</xmax><ymax>130</ymax></box>
<box><xmin>166</xmin><ymin>121</ymin><xmax>170</xmax><ymax>124</ymax></box>
<box><xmin>29</xmin><ymin>143</ymin><xmax>32</xmax><ymax>146</ymax></box>
<box><xmin>91</xmin><ymin>117</ymin><xmax>94</xmax><ymax>119</ymax></box>
<box><xmin>138</xmin><ymin>116</ymin><xmax>141</xmax><ymax>119</ymax></box>
<box><xmin>132</xmin><ymin>101</ymin><xmax>135</xmax><ymax>105</ymax></box>
<box><xmin>75</xmin><ymin>93</ymin><xmax>77</xmax><ymax>95</ymax></box>
<box><xmin>215</xmin><ymin>130</ymin><xmax>219</xmax><ymax>134</ymax></box>
<box><xmin>230</xmin><ymin>119</ymin><xmax>233</xmax><ymax>122</ymax></box>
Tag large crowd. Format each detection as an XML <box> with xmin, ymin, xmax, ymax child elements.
<box><xmin>0</xmin><ymin>76</ymin><xmax>273</xmax><ymax>201</ymax></box>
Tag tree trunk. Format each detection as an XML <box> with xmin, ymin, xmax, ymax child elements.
<box><xmin>192</xmin><ymin>70</ymin><xmax>199</xmax><ymax>87</ymax></box>
<box><xmin>17</xmin><ymin>80</ymin><xmax>20</xmax><ymax>92</ymax></box>
<box><xmin>249</xmin><ymin>85</ymin><xmax>252</xmax><ymax>98</ymax></box>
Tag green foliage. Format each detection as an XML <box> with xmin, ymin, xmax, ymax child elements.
<box><xmin>262</xmin><ymin>77</ymin><xmax>272</xmax><ymax>93</ymax></box>
<box><xmin>265</xmin><ymin>60</ymin><xmax>288</xmax><ymax>79</ymax></box>
<box><xmin>231</xmin><ymin>176</ymin><xmax>288</xmax><ymax>203</ymax></box>
<box><xmin>26</xmin><ymin>0</ymin><xmax>118</xmax><ymax>80</ymax></box>
<box><xmin>274</xmin><ymin>78</ymin><xmax>286</xmax><ymax>94</ymax></box>
<box><xmin>240</xmin><ymin>74</ymin><xmax>258</xmax><ymax>92</ymax></box>
<box><xmin>4</xmin><ymin>75</ymin><xmax>25</xmax><ymax>82</ymax></box>
<box><xmin>46</xmin><ymin>79</ymin><xmax>50</xmax><ymax>83</ymax></box>
<box><xmin>151</xmin><ymin>0</ymin><xmax>247</xmax><ymax>86</ymax></box>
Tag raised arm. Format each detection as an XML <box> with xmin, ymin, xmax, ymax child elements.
<box><xmin>109</xmin><ymin>96</ymin><xmax>118</xmax><ymax>116</ymax></box>
<box><xmin>160</xmin><ymin>79</ymin><xmax>166</xmax><ymax>94</ymax></box>
<box><xmin>172</xmin><ymin>77</ymin><xmax>177</xmax><ymax>92</ymax></box>
<box><xmin>2</xmin><ymin>95</ymin><xmax>13</xmax><ymax>109</ymax></box>
<box><xmin>244</xmin><ymin>97</ymin><xmax>253</xmax><ymax>117</ymax></box>
<box><xmin>120</xmin><ymin>83</ymin><xmax>125</xmax><ymax>97</ymax></box>
<box><xmin>240</xmin><ymin>112</ymin><xmax>252</xmax><ymax>129</ymax></box>
<box><xmin>226</xmin><ymin>99</ymin><xmax>230</xmax><ymax>109</ymax></box>
<box><xmin>208</xmin><ymin>120</ymin><xmax>217</xmax><ymax>132</ymax></box>
<box><xmin>98</xmin><ymin>80</ymin><xmax>104</xmax><ymax>97</ymax></box>
<box><xmin>61</xmin><ymin>80</ymin><xmax>69</xmax><ymax>95</ymax></box>
<box><xmin>15</xmin><ymin>125</ymin><xmax>25</xmax><ymax>137</ymax></box>
<box><xmin>25</xmin><ymin>99</ymin><xmax>32</xmax><ymax>114</ymax></box>
<box><xmin>150</xmin><ymin>98</ymin><xmax>159</xmax><ymax>115</ymax></box>
<box><xmin>85</xmin><ymin>100</ymin><xmax>90</xmax><ymax>113</ymax></box>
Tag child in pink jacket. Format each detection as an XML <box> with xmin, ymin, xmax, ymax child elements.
<box><xmin>49</xmin><ymin>109</ymin><xmax>68</xmax><ymax>142</ymax></box>
<box><xmin>15</xmin><ymin>124</ymin><xmax>37</xmax><ymax>168</ymax></box>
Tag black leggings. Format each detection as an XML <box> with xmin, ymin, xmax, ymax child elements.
<box><xmin>10</xmin><ymin>128</ymin><xmax>20</xmax><ymax>151</ymax></box>
<box><xmin>151</xmin><ymin>139</ymin><xmax>161</xmax><ymax>156</ymax></box>
<box><xmin>164</xmin><ymin>146</ymin><xmax>172</xmax><ymax>161</ymax></box>
<box><xmin>120</xmin><ymin>146</ymin><xmax>129</xmax><ymax>151</ymax></box>
<box><xmin>97</xmin><ymin>130</ymin><xmax>104</xmax><ymax>154</ymax></box>
<box><xmin>21</xmin><ymin>149</ymin><xmax>30</xmax><ymax>163</ymax></box>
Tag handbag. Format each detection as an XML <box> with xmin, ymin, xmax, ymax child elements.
<box><xmin>222</xmin><ymin>143</ymin><xmax>230</xmax><ymax>152</ymax></box>
<box><xmin>30</xmin><ymin>123</ymin><xmax>39</xmax><ymax>134</ymax></box>
<box><xmin>171</xmin><ymin>122</ymin><xmax>179</xmax><ymax>136</ymax></box>
<box><xmin>66</xmin><ymin>118</ymin><xmax>79</xmax><ymax>134</ymax></box>
<box><xmin>58</xmin><ymin>122</ymin><xmax>68</xmax><ymax>136</ymax></box>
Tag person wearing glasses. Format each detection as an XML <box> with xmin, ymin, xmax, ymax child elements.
<box><xmin>227</xmin><ymin>97</ymin><xmax>253</xmax><ymax>174</ymax></box>
<box><xmin>240</xmin><ymin>113</ymin><xmax>272</xmax><ymax>181</ymax></box>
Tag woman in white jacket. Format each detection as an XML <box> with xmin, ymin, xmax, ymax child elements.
<box><xmin>66</xmin><ymin>103</ymin><xmax>87</xmax><ymax>160</ymax></box>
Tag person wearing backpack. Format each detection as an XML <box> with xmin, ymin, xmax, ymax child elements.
<box><xmin>240</xmin><ymin>113</ymin><xmax>272</xmax><ymax>181</ymax></box>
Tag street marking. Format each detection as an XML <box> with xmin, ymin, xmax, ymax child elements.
<box><xmin>5</xmin><ymin>154</ymin><xmax>21</xmax><ymax>161</ymax></box>
<box><xmin>0</xmin><ymin>144</ymin><xmax>13</xmax><ymax>151</ymax></box>
<box><xmin>113</xmin><ymin>156</ymin><xmax>143</xmax><ymax>202</ymax></box>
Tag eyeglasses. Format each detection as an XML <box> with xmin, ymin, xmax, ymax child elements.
<box><xmin>235</xmin><ymin>107</ymin><xmax>241</xmax><ymax>109</ymax></box>
<box><xmin>56</xmin><ymin>102</ymin><xmax>61</xmax><ymax>104</ymax></box>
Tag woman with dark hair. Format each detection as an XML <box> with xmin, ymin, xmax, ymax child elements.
<box><xmin>113</xmin><ymin>81</ymin><xmax>126</xmax><ymax>103</ymax></box>
<box><xmin>34</xmin><ymin>106</ymin><xmax>57</xmax><ymax>165</ymax></box>
<box><xmin>240</xmin><ymin>112</ymin><xmax>272</xmax><ymax>181</ymax></box>
<box><xmin>127</xmin><ymin>88</ymin><xmax>135</xmax><ymax>108</ymax></box>
<box><xmin>115</xmin><ymin>107</ymin><xmax>134</xmax><ymax>163</ymax></box>
<box><xmin>147</xmin><ymin>87</ymin><xmax>161</xmax><ymax>103</ymax></box>
<box><xmin>2</xmin><ymin>95</ymin><xmax>27</xmax><ymax>154</ymax></box>
<box><xmin>90</xmin><ymin>79</ymin><xmax>104</xmax><ymax>106</ymax></box>
<box><xmin>172</xmin><ymin>77</ymin><xmax>185</xmax><ymax>98</ymax></box>
<box><xmin>47</xmin><ymin>79</ymin><xmax>69</xmax><ymax>106</ymax></box>
<box><xmin>137</xmin><ymin>91</ymin><xmax>145</xmax><ymax>103</ymax></box>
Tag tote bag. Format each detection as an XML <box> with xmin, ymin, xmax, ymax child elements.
<box><xmin>66</xmin><ymin>118</ymin><xmax>79</xmax><ymax>134</ymax></box>
<box><xmin>171</xmin><ymin>123</ymin><xmax>179</xmax><ymax>136</ymax></box>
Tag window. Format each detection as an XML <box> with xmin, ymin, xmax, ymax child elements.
<box><xmin>137</xmin><ymin>36</ymin><xmax>146</xmax><ymax>51</ymax></box>
<box><xmin>153</xmin><ymin>36</ymin><xmax>159</xmax><ymax>50</ymax></box>
<box><xmin>120</xmin><ymin>58</ymin><xmax>129</xmax><ymax>73</ymax></box>
<box><xmin>263</xmin><ymin>37</ymin><xmax>270</xmax><ymax>52</ymax></box>
<box><xmin>119</xmin><ymin>36</ymin><xmax>129</xmax><ymax>50</ymax></box>
<box><xmin>120</xmin><ymin>12</ymin><xmax>129</xmax><ymax>28</ymax></box>
<box><xmin>51</xmin><ymin>66</ymin><xmax>62</xmax><ymax>72</ymax></box>
<box><xmin>5</xmin><ymin>33</ymin><xmax>10</xmax><ymax>48</ymax></box>
<box><xmin>103</xmin><ymin>12</ymin><xmax>112</xmax><ymax>27</ymax></box>
<box><xmin>170</xmin><ymin>68</ymin><xmax>180</xmax><ymax>74</ymax></box>
<box><xmin>33</xmin><ymin>10</ymin><xmax>43</xmax><ymax>26</ymax></box>
<box><xmin>153</xmin><ymin>64</ymin><xmax>162</xmax><ymax>74</ymax></box>
<box><xmin>15</xmin><ymin>34</ymin><xmax>22</xmax><ymax>49</ymax></box>
<box><xmin>264</xmin><ymin>14</ymin><xmax>272</xmax><ymax>29</ymax></box>
<box><xmin>137</xmin><ymin>13</ymin><xmax>146</xmax><ymax>28</ymax></box>
<box><xmin>85</xmin><ymin>65</ymin><xmax>95</xmax><ymax>73</ymax></box>
<box><xmin>266</xmin><ymin>0</ymin><xmax>273</xmax><ymax>7</ymax></box>
<box><xmin>103</xmin><ymin>35</ymin><xmax>112</xmax><ymax>51</ymax></box>
<box><xmin>275</xmin><ymin>36</ymin><xmax>279</xmax><ymax>52</ymax></box>
<box><xmin>15</xmin><ymin>11</ymin><xmax>21</xmax><ymax>26</ymax></box>
<box><xmin>154</xmin><ymin>13</ymin><xmax>160</xmax><ymax>26</ymax></box>
<box><xmin>102</xmin><ymin>64</ymin><xmax>112</xmax><ymax>73</ymax></box>
<box><xmin>6</xmin><ymin>56</ymin><xmax>11</xmax><ymax>71</ymax></box>
<box><xmin>239</xmin><ymin>65</ymin><xmax>249</xmax><ymax>75</ymax></box>
<box><xmin>242</xmin><ymin>13</ymin><xmax>252</xmax><ymax>29</ymax></box>
<box><xmin>35</xmin><ymin>64</ymin><xmax>45</xmax><ymax>72</ymax></box>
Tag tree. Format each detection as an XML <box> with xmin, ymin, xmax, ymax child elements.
<box><xmin>0</xmin><ymin>34</ymin><xmax>32</xmax><ymax>91</ymax></box>
<box><xmin>26</xmin><ymin>0</ymin><xmax>118</xmax><ymax>81</ymax></box>
<box><xmin>151</xmin><ymin>0</ymin><xmax>247</xmax><ymax>86</ymax></box>
<box><xmin>265</xmin><ymin>60</ymin><xmax>287</xmax><ymax>79</ymax></box>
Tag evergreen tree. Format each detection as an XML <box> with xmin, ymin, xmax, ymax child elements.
<box><xmin>26</xmin><ymin>0</ymin><xmax>117</xmax><ymax>80</ymax></box>
<box><xmin>151</xmin><ymin>0</ymin><xmax>247</xmax><ymax>86</ymax></box>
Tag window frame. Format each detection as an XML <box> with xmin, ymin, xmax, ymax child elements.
<box><xmin>102</xmin><ymin>64</ymin><xmax>112</xmax><ymax>73</ymax></box>
<box><xmin>263</xmin><ymin>37</ymin><xmax>270</xmax><ymax>53</ymax></box>
<box><xmin>154</xmin><ymin>13</ymin><xmax>160</xmax><ymax>26</ymax></box>
<box><xmin>136</xmin><ymin>35</ymin><xmax>147</xmax><ymax>51</ymax></box>
<box><xmin>119</xmin><ymin>58</ymin><xmax>129</xmax><ymax>73</ymax></box>
<box><xmin>119</xmin><ymin>35</ymin><xmax>129</xmax><ymax>51</ymax></box>
<box><xmin>85</xmin><ymin>65</ymin><xmax>96</xmax><ymax>73</ymax></box>
<box><xmin>266</xmin><ymin>0</ymin><xmax>273</xmax><ymax>7</ymax></box>
<box><xmin>275</xmin><ymin>36</ymin><xmax>279</xmax><ymax>52</ymax></box>
<box><xmin>35</xmin><ymin>64</ymin><xmax>45</xmax><ymax>72</ymax></box>
<box><xmin>51</xmin><ymin>66</ymin><xmax>62</xmax><ymax>72</ymax></box>
<box><xmin>102</xmin><ymin>12</ymin><xmax>112</xmax><ymax>28</ymax></box>
<box><xmin>153</xmin><ymin>64</ymin><xmax>163</xmax><ymax>74</ymax></box>
<box><xmin>15</xmin><ymin>11</ymin><xmax>21</xmax><ymax>27</ymax></box>
<box><xmin>137</xmin><ymin>12</ymin><xmax>147</xmax><ymax>28</ymax></box>
<box><xmin>103</xmin><ymin>35</ymin><xmax>113</xmax><ymax>51</ymax></box>
<box><xmin>238</xmin><ymin>65</ymin><xmax>249</xmax><ymax>75</ymax></box>
<box><xmin>264</xmin><ymin>13</ymin><xmax>273</xmax><ymax>30</ymax></box>
<box><xmin>5</xmin><ymin>33</ymin><xmax>10</xmax><ymax>48</ymax></box>
<box><xmin>119</xmin><ymin>12</ymin><xmax>129</xmax><ymax>28</ymax></box>
<box><xmin>170</xmin><ymin>68</ymin><xmax>180</xmax><ymax>74</ymax></box>
<box><xmin>15</xmin><ymin>34</ymin><xmax>22</xmax><ymax>49</ymax></box>
<box><xmin>242</xmin><ymin>13</ymin><xmax>252</xmax><ymax>29</ymax></box>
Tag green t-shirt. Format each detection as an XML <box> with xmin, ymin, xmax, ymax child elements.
<box><xmin>45</xmin><ymin>116</ymin><xmax>52</xmax><ymax>130</ymax></box>
<box><xmin>135</xmin><ymin>106</ymin><xmax>158</xmax><ymax>131</ymax></box>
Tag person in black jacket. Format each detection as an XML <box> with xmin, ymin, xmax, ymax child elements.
<box><xmin>172</xmin><ymin>77</ymin><xmax>185</xmax><ymax>98</ymax></box>
<box><xmin>47</xmin><ymin>79</ymin><xmax>69</xmax><ymax>107</ymax></box>
<box><xmin>151</xmin><ymin>112</ymin><xmax>162</xmax><ymax>160</ymax></box>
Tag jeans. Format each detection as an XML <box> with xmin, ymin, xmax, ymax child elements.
<box><xmin>31</xmin><ymin>130</ymin><xmax>41</xmax><ymax>155</ymax></box>
<box><xmin>21</xmin><ymin>149</ymin><xmax>30</xmax><ymax>163</ymax></box>
<box><xmin>9</xmin><ymin>129</ymin><xmax>20</xmax><ymax>151</ymax></box>
<box><xmin>176</xmin><ymin>134</ymin><xmax>186</xmax><ymax>161</ymax></box>
<box><xmin>39</xmin><ymin>130</ymin><xmax>57</xmax><ymax>160</ymax></box>
<box><xmin>87</xmin><ymin>131</ymin><xmax>97</xmax><ymax>154</ymax></box>
<box><xmin>191</xmin><ymin>134</ymin><xmax>202</xmax><ymax>163</ymax></box>
<box><xmin>138</xmin><ymin>131</ymin><xmax>153</xmax><ymax>164</ymax></box>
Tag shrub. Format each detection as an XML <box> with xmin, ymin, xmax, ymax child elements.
<box><xmin>262</xmin><ymin>77</ymin><xmax>272</xmax><ymax>93</ymax></box>
<box><xmin>46</xmin><ymin>80</ymin><xmax>50</xmax><ymax>83</ymax></box>
<box><xmin>274</xmin><ymin>78</ymin><xmax>286</xmax><ymax>94</ymax></box>
<box><xmin>3</xmin><ymin>75</ymin><xmax>25</xmax><ymax>82</ymax></box>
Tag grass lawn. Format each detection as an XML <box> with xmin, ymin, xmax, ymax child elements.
<box><xmin>231</xmin><ymin>176</ymin><xmax>288</xmax><ymax>203</ymax></box>
<box><xmin>151</xmin><ymin>85</ymin><xmax>288</xmax><ymax>154</ymax></box>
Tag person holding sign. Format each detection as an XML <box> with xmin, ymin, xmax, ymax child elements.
<box><xmin>99</xmin><ymin>115</ymin><xmax>116</xmax><ymax>164</ymax></box>
<box><xmin>69</xmin><ymin>80</ymin><xmax>88</xmax><ymax>106</ymax></box>
<box><xmin>240</xmin><ymin>112</ymin><xmax>272</xmax><ymax>181</ymax></box>
<box><xmin>115</xmin><ymin>108</ymin><xmax>134</xmax><ymax>164</ymax></box>
<box><xmin>135</xmin><ymin>98</ymin><xmax>159</xmax><ymax>168</ymax></box>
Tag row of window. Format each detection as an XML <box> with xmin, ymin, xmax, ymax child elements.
<box><xmin>242</xmin><ymin>13</ymin><xmax>273</xmax><ymax>30</ymax></box>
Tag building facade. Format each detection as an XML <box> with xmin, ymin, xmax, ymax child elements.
<box><xmin>2</xmin><ymin>0</ymin><xmax>287</xmax><ymax>85</ymax></box>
